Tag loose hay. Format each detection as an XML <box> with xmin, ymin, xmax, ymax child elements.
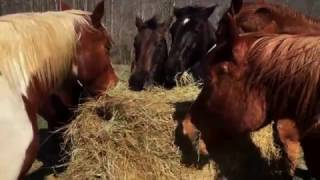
<box><xmin>62</xmin><ymin>66</ymin><xmax>288</xmax><ymax>180</ymax></box>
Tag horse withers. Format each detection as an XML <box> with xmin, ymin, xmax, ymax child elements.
<box><xmin>0</xmin><ymin>1</ymin><xmax>117</xmax><ymax>179</ymax></box>
<box><xmin>129</xmin><ymin>16</ymin><xmax>172</xmax><ymax>91</ymax></box>
<box><xmin>182</xmin><ymin>13</ymin><xmax>320</xmax><ymax>179</ymax></box>
<box><xmin>227</xmin><ymin>0</ymin><xmax>320</xmax><ymax>35</ymax></box>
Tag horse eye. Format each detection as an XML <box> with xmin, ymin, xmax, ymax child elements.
<box><xmin>105</xmin><ymin>44</ymin><xmax>110</xmax><ymax>51</ymax></box>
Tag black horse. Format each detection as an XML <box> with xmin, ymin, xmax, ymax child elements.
<box><xmin>165</xmin><ymin>1</ymin><xmax>242</xmax><ymax>87</ymax></box>
<box><xmin>129</xmin><ymin>16</ymin><xmax>172</xmax><ymax>91</ymax></box>
<box><xmin>165</xmin><ymin>5</ymin><xmax>217</xmax><ymax>87</ymax></box>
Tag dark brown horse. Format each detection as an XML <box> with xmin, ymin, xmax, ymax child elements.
<box><xmin>0</xmin><ymin>1</ymin><xmax>117</xmax><ymax>179</ymax></box>
<box><xmin>182</xmin><ymin>14</ymin><xmax>320</xmax><ymax>179</ymax></box>
<box><xmin>129</xmin><ymin>16</ymin><xmax>172</xmax><ymax>91</ymax></box>
<box><xmin>164</xmin><ymin>5</ymin><xmax>217</xmax><ymax>87</ymax></box>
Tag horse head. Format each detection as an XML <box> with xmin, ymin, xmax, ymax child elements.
<box><xmin>129</xmin><ymin>16</ymin><xmax>172</xmax><ymax>91</ymax></box>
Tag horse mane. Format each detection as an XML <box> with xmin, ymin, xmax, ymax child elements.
<box><xmin>0</xmin><ymin>10</ymin><xmax>92</xmax><ymax>95</ymax></box>
<box><xmin>243</xmin><ymin>2</ymin><xmax>320</xmax><ymax>25</ymax></box>
<box><xmin>246</xmin><ymin>34</ymin><xmax>320</xmax><ymax>121</ymax></box>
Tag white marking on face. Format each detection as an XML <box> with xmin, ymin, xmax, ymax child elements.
<box><xmin>0</xmin><ymin>77</ymin><xmax>33</xmax><ymax>180</ymax></box>
<box><xmin>183</xmin><ymin>18</ymin><xmax>190</xmax><ymax>25</ymax></box>
<box><xmin>206</xmin><ymin>44</ymin><xmax>217</xmax><ymax>55</ymax></box>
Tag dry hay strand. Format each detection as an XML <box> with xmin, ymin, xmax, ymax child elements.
<box><xmin>175</xmin><ymin>71</ymin><xmax>199</xmax><ymax>87</ymax></box>
<box><xmin>62</xmin><ymin>79</ymin><xmax>288</xmax><ymax>180</ymax></box>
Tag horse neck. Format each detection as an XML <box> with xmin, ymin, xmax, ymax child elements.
<box><xmin>25</xmin><ymin>70</ymin><xmax>72</xmax><ymax>112</ymax></box>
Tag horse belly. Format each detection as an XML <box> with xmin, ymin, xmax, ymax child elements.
<box><xmin>0</xmin><ymin>77</ymin><xmax>33</xmax><ymax>180</ymax></box>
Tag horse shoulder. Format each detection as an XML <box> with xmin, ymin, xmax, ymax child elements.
<box><xmin>0</xmin><ymin>77</ymin><xmax>34</xmax><ymax>180</ymax></box>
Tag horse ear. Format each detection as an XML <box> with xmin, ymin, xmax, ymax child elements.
<box><xmin>231</xmin><ymin>0</ymin><xmax>243</xmax><ymax>14</ymax></box>
<box><xmin>255</xmin><ymin>7</ymin><xmax>273</xmax><ymax>25</ymax></box>
<box><xmin>136</xmin><ymin>16</ymin><xmax>144</xmax><ymax>31</ymax></box>
<box><xmin>261</xmin><ymin>21</ymin><xmax>278</xmax><ymax>33</ymax></box>
<box><xmin>158</xmin><ymin>16</ymin><xmax>173</xmax><ymax>35</ymax></box>
<box><xmin>232</xmin><ymin>39</ymin><xmax>248</xmax><ymax>65</ymax></box>
<box><xmin>60</xmin><ymin>1</ymin><xmax>71</xmax><ymax>11</ymax></box>
<box><xmin>59</xmin><ymin>1</ymin><xmax>72</xmax><ymax>11</ymax></box>
<box><xmin>174</xmin><ymin>7</ymin><xmax>183</xmax><ymax>18</ymax></box>
<box><xmin>91</xmin><ymin>1</ymin><xmax>104</xmax><ymax>28</ymax></box>
<box><xmin>255</xmin><ymin>7</ymin><xmax>272</xmax><ymax>17</ymax></box>
<box><xmin>226</xmin><ymin>13</ymin><xmax>240</xmax><ymax>43</ymax></box>
<box><xmin>202</xmin><ymin>5</ymin><xmax>217</xmax><ymax>19</ymax></box>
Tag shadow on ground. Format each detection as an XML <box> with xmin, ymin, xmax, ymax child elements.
<box><xmin>26</xmin><ymin>129</ymin><xmax>69</xmax><ymax>180</ymax></box>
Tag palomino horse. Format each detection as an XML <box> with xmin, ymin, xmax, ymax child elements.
<box><xmin>182</xmin><ymin>14</ymin><xmax>320</xmax><ymax>178</ymax></box>
<box><xmin>0</xmin><ymin>1</ymin><xmax>118</xmax><ymax>179</ymax></box>
<box><xmin>129</xmin><ymin>16</ymin><xmax>172</xmax><ymax>91</ymax></box>
<box><xmin>164</xmin><ymin>5</ymin><xmax>217</xmax><ymax>87</ymax></box>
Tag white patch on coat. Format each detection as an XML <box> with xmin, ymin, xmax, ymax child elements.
<box><xmin>206</xmin><ymin>44</ymin><xmax>217</xmax><ymax>55</ymax></box>
<box><xmin>183</xmin><ymin>18</ymin><xmax>190</xmax><ymax>25</ymax></box>
<box><xmin>0</xmin><ymin>77</ymin><xmax>33</xmax><ymax>180</ymax></box>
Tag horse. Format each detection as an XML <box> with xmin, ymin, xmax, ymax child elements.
<box><xmin>164</xmin><ymin>5</ymin><xmax>217</xmax><ymax>87</ymax></box>
<box><xmin>181</xmin><ymin>14</ymin><xmax>320</xmax><ymax>178</ymax></box>
<box><xmin>129</xmin><ymin>16</ymin><xmax>172</xmax><ymax>91</ymax></box>
<box><xmin>0</xmin><ymin>1</ymin><xmax>118</xmax><ymax>179</ymax></box>
<box><xmin>227</xmin><ymin>0</ymin><xmax>320</xmax><ymax>35</ymax></box>
<box><xmin>196</xmin><ymin>0</ymin><xmax>320</xmax><ymax>172</ymax></box>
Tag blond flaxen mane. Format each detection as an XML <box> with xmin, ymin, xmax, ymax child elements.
<box><xmin>246</xmin><ymin>34</ymin><xmax>320</xmax><ymax>120</ymax></box>
<box><xmin>0</xmin><ymin>10</ymin><xmax>91</xmax><ymax>95</ymax></box>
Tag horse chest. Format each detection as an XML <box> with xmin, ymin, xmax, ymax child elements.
<box><xmin>0</xmin><ymin>77</ymin><xmax>34</xmax><ymax>180</ymax></box>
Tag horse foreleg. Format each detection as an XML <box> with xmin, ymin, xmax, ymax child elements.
<box><xmin>275</xmin><ymin>119</ymin><xmax>301</xmax><ymax>176</ymax></box>
<box><xmin>182</xmin><ymin>114</ymin><xmax>209</xmax><ymax>156</ymax></box>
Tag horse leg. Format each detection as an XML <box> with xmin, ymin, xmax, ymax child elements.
<box><xmin>39</xmin><ymin>94</ymin><xmax>72</xmax><ymax>155</ymax></box>
<box><xmin>300</xmin><ymin>124</ymin><xmax>320</xmax><ymax>179</ymax></box>
<box><xmin>275</xmin><ymin>119</ymin><xmax>301</xmax><ymax>176</ymax></box>
<box><xmin>182</xmin><ymin>114</ymin><xmax>209</xmax><ymax>156</ymax></box>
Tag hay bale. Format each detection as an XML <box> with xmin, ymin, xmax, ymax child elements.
<box><xmin>61</xmin><ymin>66</ymin><xmax>288</xmax><ymax>180</ymax></box>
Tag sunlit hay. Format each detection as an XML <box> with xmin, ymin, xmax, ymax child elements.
<box><xmin>175</xmin><ymin>71</ymin><xmax>199</xmax><ymax>87</ymax></box>
<box><xmin>251</xmin><ymin>122</ymin><xmax>281</xmax><ymax>161</ymax></box>
<box><xmin>62</xmin><ymin>65</ymin><xmax>287</xmax><ymax>180</ymax></box>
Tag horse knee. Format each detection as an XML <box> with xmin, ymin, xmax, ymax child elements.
<box><xmin>181</xmin><ymin>114</ymin><xmax>209</xmax><ymax>156</ymax></box>
<box><xmin>182</xmin><ymin>115</ymin><xmax>198</xmax><ymax>139</ymax></box>
<box><xmin>276</xmin><ymin>119</ymin><xmax>301</xmax><ymax>175</ymax></box>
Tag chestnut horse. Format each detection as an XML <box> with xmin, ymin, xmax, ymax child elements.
<box><xmin>0</xmin><ymin>1</ymin><xmax>117</xmax><ymax>179</ymax></box>
<box><xmin>235</xmin><ymin>0</ymin><xmax>320</xmax><ymax>34</ymax></box>
<box><xmin>182</xmin><ymin>14</ymin><xmax>320</xmax><ymax>179</ymax></box>
<box><xmin>129</xmin><ymin>16</ymin><xmax>172</xmax><ymax>91</ymax></box>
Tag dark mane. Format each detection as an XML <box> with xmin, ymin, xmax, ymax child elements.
<box><xmin>246</xmin><ymin>34</ymin><xmax>320</xmax><ymax>122</ymax></box>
